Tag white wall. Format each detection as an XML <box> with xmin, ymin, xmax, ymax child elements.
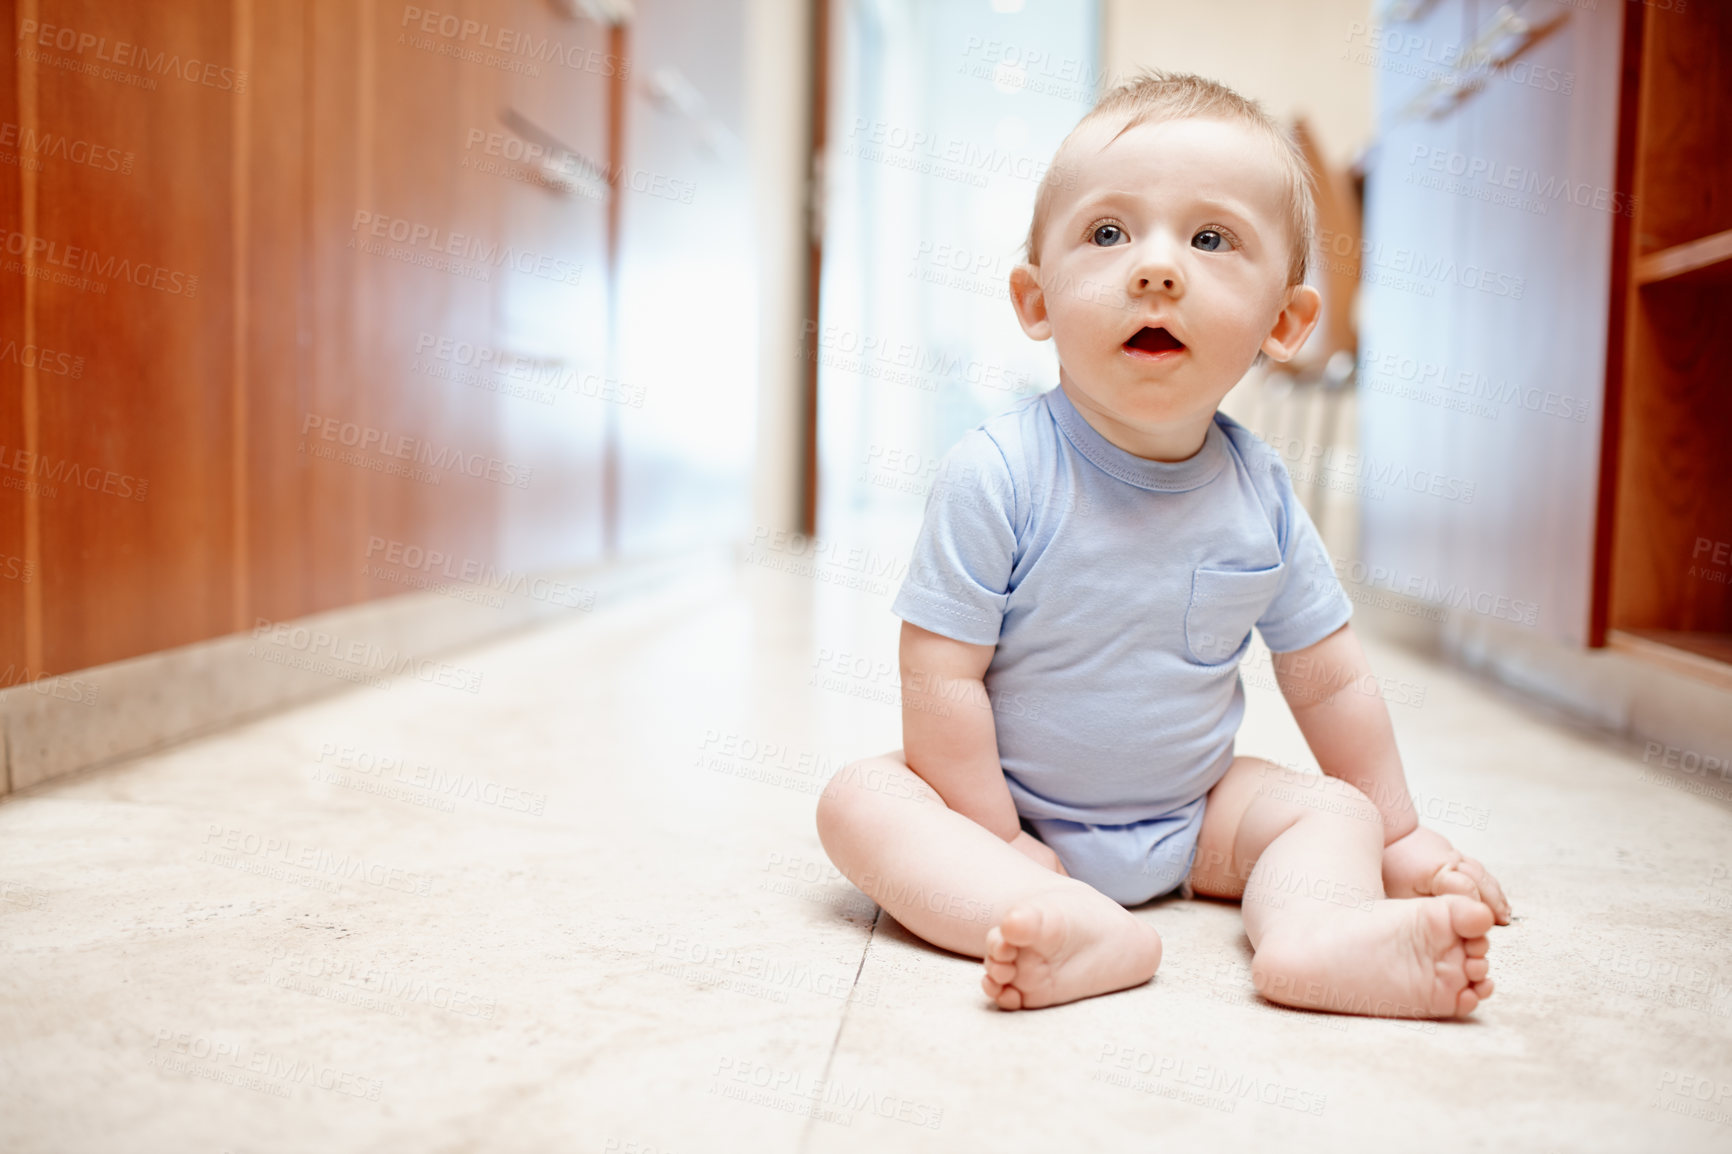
<box><xmin>744</xmin><ymin>0</ymin><xmax>813</xmax><ymax>536</ymax></box>
<box><xmin>1101</xmin><ymin>0</ymin><xmax>1376</xmax><ymax>167</ymax></box>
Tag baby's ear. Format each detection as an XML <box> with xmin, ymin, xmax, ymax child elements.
<box><xmin>1261</xmin><ymin>283</ymin><xmax>1322</xmax><ymax>363</ymax></box>
<box><xmin>1009</xmin><ymin>264</ymin><xmax>1052</xmax><ymax>341</ymax></box>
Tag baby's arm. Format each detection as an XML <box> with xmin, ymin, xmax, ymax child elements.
<box><xmin>1272</xmin><ymin>623</ymin><xmax>1418</xmax><ymax>841</ymax></box>
<box><xmin>1273</xmin><ymin>623</ymin><xmax>1512</xmax><ymax>922</ymax></box>
<box><xmin>900</xmin><ymin>622</ymin><xmax>1065</xmax><ymax>874</ymax></box>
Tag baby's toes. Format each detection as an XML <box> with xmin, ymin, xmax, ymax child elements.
<box><xmin>985</xmin><ymin>957</ymin><xmax>1017</xmax><ymax>985</ymax></box>
<box><xmin>998</xmin><ymin>905</ymin><xmax>1047</xmax><ymax>950</ymax></box>
<box><xmin>1440</xmin><ymin>899</ymin><xmax>1498</xmax><ymax>1015</ymax></box>
<box><xmin>1462</xmin><ymin>935</ymin><xmax>1490</xmax><ymax>981</ymax></box>
<box><xmin>1442</xmin><ymin>894</ymin><xmax>1496</xmax><ymax>939</ymax></box>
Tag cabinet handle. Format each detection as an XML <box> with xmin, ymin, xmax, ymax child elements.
<box><xmin>498</xmin><ymin>107</ymin><xmax>612</xmax><ymax>202</ymax></box>
<box><xmin>1377</xmin><ymin>0</ymin><xmax>1443</xmax><ymax>25</ymax></box>
<box><xmin>1396</xmin><ymin>1</ymin><xmax>1569</xmax><ymax>124</ymax></box>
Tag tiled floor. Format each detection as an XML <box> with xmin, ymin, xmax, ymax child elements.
<box><xmin>3</xmin><ymin>559</ymin><xmax>1731</xmax><ymax>1152</ymax></box>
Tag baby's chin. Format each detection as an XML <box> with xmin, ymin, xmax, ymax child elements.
<box><xmin>1065</xmin><ymin>389</ymin><xmax>1220</xmax><ymax>445</ymax></box>
<box><xmin>1063</xmin><ymin>365</ymin><xmax>1231</xmax><ymax>419</ymax></box>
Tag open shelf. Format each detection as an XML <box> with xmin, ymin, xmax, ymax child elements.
<box><xmin>1635</xmin><ymin>228</ymin><xmax>1732</xmax><ymax>286</ymax></box>
<box><xmin>1600</xmin><ymin>1</ymin><xmax>1732</xmax><ymax>668</ymax></box>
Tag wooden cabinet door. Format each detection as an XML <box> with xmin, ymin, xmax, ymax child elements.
<box><xmin>1356</xmin><ymin>0</ymin><xmax>1470</xmax><ymax>629</ymax></box>
<box><xmin>485</xmin><ymin>0</ymin><xmax>612</xmax><ymax>576</ymax></box>
<box><xmin>10</xmin><ymin>0</ymin><xmax>241</xmax><ymax>674</ymax></box>
<box><xmin>1358</xmin><ymin>0</ymin><xmax>1625</xmax><ymax>646</ymax></box>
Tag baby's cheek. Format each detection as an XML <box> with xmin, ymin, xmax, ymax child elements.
<box><xmin>1053</xmin><ymin>320</ymin><xmax>1107</xmax><ymax>364</ymax></box>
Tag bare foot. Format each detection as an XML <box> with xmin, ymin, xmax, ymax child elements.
<box><xmin>1250</xmin><ymin>894</ymin><xmax>1495</xmax><ymax>1019</ymax></box>
<box><xmin>980</xmin><ymin>888</ymin><xmax>1164</xmax><ymax>1010</ymax></box>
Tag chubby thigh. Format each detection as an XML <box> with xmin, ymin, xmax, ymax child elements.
<box><xmin>1186</xmin><ymin>756</ymin><xmax>1380</xmax><ymax>898</ymax></box>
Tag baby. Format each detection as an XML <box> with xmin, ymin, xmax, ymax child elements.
<box><xmin>815</xmin><ymin>70</ymin><xmax>1511</xmax><ymax>1017</ymax></box>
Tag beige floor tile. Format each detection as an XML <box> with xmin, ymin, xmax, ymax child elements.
<box><xmin>2</xmin><ymin>563</ymin><xmax>1730</xmax><ymax>1153</ymax></box>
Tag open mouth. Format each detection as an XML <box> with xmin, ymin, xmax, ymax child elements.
<box><xmin>1123</xmin><ymin>326</ymin><xmax>1185</xmax><ymax>356</ymax></box>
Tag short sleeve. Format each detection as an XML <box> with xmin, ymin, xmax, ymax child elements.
<box><xmin>890</xmin><ymin>430</ymin><xmax>1018</xmax><ymax>646</ymax></box>
<box><xmin>1254</xmin><ymin>458</ymin><xmax>1354</xmax><ymax>653</ymax></box>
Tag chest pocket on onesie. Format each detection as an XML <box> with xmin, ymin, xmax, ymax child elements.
<box><xmin>1184</xmin><ymin>564</ymin><xmax>1285</xmax><ymax>665</ymax></box>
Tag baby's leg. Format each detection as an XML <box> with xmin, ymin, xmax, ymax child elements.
<box><xmin>1189</xmin><ymin>757</ymin><xmax>1495</xmax><ymax>1019</ymax></box>
<box><xmin>817</xmin><ymin>752</ymin><xmax>1163</xmax><ymax>1009</ymax></box>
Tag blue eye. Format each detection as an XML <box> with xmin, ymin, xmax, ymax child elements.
<box><xmin>1090</xmin><ymin>222</ymin><xmax>1126</xmax><ymax>246</ymax></box>
<box><xmin>1193</xmin><ymin>229</ymin><xmax>1231</xmax><ymax>252</ymax></box>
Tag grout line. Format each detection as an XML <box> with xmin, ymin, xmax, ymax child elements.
<box><xmin>796</xmin><ymin>905</ymin><xmax>881</xmax><ymax>1154</ymax></box>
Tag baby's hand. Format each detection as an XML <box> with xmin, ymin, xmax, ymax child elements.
<box><xmin>1382</xmin><ymin>825</ymin><xmax>1511</xmax><ymax>924</ymax></box>
<box><xmin>1010</xmin><ymin>830</ymin><xmax>1069</xmax><ymax>877</ymax></box>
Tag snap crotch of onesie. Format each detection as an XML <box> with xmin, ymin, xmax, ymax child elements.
<box><xmin>1023</xmin><ymin>796</ymin><xmax>1207</xmax><ymax>906</ymax></box>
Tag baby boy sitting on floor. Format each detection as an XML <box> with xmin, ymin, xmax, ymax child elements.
<box><xmin>817</xmin><ymin>69</ymin><xmax>1510</xmax><ymax>1016</ymax></box>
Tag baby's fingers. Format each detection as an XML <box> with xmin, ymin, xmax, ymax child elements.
<box><xmin>1455</xmin><ymin>857</ymin><xmax>1512</xmax><ymax>924</ymax></box>
<box><xmin>1429</xmin><ymin>864</ymin><xmax>1480</xmax><ymax>901</ymax></box>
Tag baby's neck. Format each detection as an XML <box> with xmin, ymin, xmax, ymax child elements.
<box><xmin>1057</xmin><ymin>378</ymin><xmax>1215</xmax><ymax>463</ymax></box>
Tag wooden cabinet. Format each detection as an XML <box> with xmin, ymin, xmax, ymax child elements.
<box><xmin>1361</xmin><ymin>0</ymin><xmax>1732</xmax><ymax>678</ymax></box>
<box><xmin>1599</xmin><ymin>0</ymin><xmax>1732</xmax><ymax>677</ymax></box>
<box><xmin>0</xmin><ymin>0</ymin><xmax>749</xmax><ymax>682</ymax></box>
<box><xmin>9</xmin><ymin>1</ymin><xmax>244</xmax><ymax>674</ymax></box>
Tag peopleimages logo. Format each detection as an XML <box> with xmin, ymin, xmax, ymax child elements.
<box><xmin>0</xmin><ymin>227</ymin><xmax>199</xmax><ymax>297</ymax></box>
<box><xmin>398</xmin><ymin>6</ymin><xmax>629</xmax><ymax>77</ymax></box>
<box><xmin>1318</xmin><ymin>555</ymin><xmax>1538</xmax><ymax>627</ymax></box>
<box><xmin>0</xmin><ymin>121</ymin><xmax>133</xmax><ymax>174</ymax></box>
<box><xmin>413</xmin><ymin>332</ymin><xmax>648</xmax><ymax>408</ymax></box>
<box><xmin>17</xmin><ymin>19</ymin><xmax>247</xmax><ymax>92</ymax></box>
<box><xmin>0</xmin><ymin>441</ymin><xmax>148</xmax><ymax>501</ymax></box>
<box><xmin>350</xmin><ymin>212</ymin><xmax>582</xmax><ymax>286</ymax></box>
<box><xmin>201</xmin><ymin>824</ymin><xmax>434</xmax><ymax>897</ymax></box>
<box><xmin>249</xmin><ymin>617</ymin><xmax>485</xmax><ymax>695</ymax></box>
<box><xmin>1315</xmin><ymin>228</ymin><xmax>1524</xmax><ymax>300</ymax></box>
<box><xmin>363</xmin><ymin>536</ymin><xmax>594</xmax><ymax>610</ymax></box>
<box><xmin>300</xmin><ymin>413</ymin><xmax>534</xmax><ymax>489</ymax></box>
<box><xmin>0</xmin><ymin>338</ymin><xmax>83</xmax><ymax>379</ymax></box>
<box><xmin>1407</xmin><ymin>145</ymin><xmax>1636</xmax><ymax>218</ymax></box>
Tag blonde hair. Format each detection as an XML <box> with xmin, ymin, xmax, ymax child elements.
<box><xmin>1023</xmin><ymin>69</ymin><xmax>1315</xmax><ymax>286</ymax></box>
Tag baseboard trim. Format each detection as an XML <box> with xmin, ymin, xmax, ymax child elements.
<box><xmin>0</xmin><ymin>548</ymin><xmax>729</xmax><ymax>798</ymax></box>
<box><xmin>1353</xmin><ymin>595</ymin><xmax>1732</xmax><ymax>774</ymax></box>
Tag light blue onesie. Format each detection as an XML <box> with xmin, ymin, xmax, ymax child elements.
<box><xmin>889</xmin><ymin>384</ymin><xmax>1353</xmax><ymax>905</ymax></box>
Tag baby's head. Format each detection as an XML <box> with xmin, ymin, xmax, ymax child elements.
<box><xmin>1008</xmin><ymin>69</ymin><xmax>1323</xmax><ymax>455</ymax></box>
<box><xmin>1024</xmin><ymin>71</ymin><xmax>1315</xmax><ymax>283</ymax></box>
